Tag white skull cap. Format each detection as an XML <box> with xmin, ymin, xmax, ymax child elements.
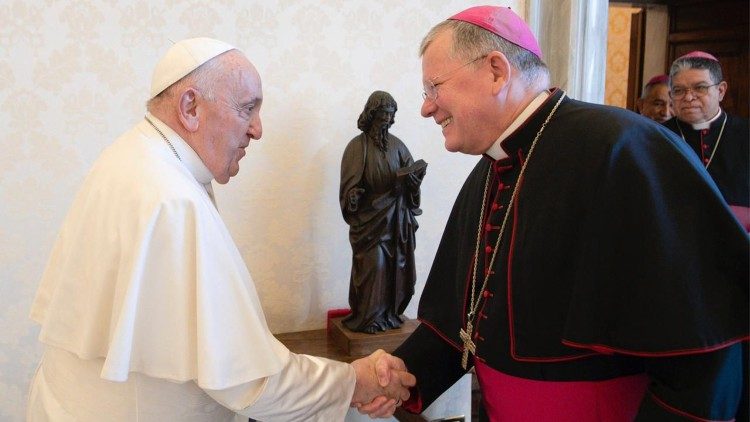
<box><xmin>150</xmin><ymin>37</ymin><xmax>236</xmax><ymax>98</ymax></box>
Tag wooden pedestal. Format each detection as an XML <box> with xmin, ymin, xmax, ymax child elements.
<box><xmin>328</xmin><ymin>316</ymin><xmax>419</xmax><ymax>356</ymax></box>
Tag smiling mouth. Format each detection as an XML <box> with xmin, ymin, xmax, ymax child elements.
<box><xmin>439</xmin><ymin>117</ymin><xmax>453</xmax><ymax>128</ymax></box>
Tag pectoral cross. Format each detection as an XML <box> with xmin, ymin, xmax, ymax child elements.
<box><xmin>459</xmin><ymin>321</ymin><xmax>476</xmax><ymax>370</ymax></box>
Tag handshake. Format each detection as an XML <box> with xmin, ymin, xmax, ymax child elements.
<box><xmin>350</xmin><ymin>349</ymin><xmax>416</xmax><ymax>418</ymax></box>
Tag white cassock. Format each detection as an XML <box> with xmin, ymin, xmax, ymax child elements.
<box><xmin>27</xmin><ymin>114</ymin><xmax>355</xmax><ymax>421</ymax></box>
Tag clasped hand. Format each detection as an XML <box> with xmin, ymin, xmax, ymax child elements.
<box><xmin>351</xmin><ymin>349</ymin><xmax>416</xmax><ymax>418</ymax></box>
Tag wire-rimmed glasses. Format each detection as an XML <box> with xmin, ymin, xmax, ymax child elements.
<box><xmin>422</xmin><ymin>55</ymin><xmax>487</xmax><ymax>102</ymax></box>
<box><xmin>670</xmin><ymin>83</ymin><xmax>720</xmax><ymax>99</ymax></box>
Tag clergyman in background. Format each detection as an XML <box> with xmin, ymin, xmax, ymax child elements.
<box><xmin>636</xmin><ymin>74</ymin><xmax>672</xmax><ymax>123</ymax></box>
<box><xmin>663</xmin><ymin>51</ymin><xmax>749</xmax><ymax>231</ymax></box>
<box><xmin>663</xmin><ymin>50</ymin><xmax>750</xmax><ymax>422</ymax></box>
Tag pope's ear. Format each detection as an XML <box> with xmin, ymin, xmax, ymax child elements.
<box><xmin>487</xmin><ymin>51</ymin><xmax>512</xmax><ymax>94</ymax></box>
<box><xmin>177</xmin><ymin>88</ymin><xmax>200</xmax><ymax>133</ymax></box>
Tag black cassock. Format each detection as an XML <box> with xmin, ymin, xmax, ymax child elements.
<box><xmin>663</xmin><ymin>111</ymin><xmax>749</xmax><ymax>207</ymax></box>
<box><xmin>664</xmin><ymin>112</ymin><xmax>749</xmax><ymax>232</ymax></box>
<box><xmin>395</xmin><ymin>89</ymin><xmax>748</xmax><ymax>420</ymax></box>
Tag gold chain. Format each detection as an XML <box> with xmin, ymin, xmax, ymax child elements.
<box><xmin>465</xmin><ymin>92</ymin><xmax>566</xmax><ymax>325</ymax></box>
<box><xmin>145</xmin><ymin>115</ymin><xmax>182</xmax><ymax>161</ymax></box>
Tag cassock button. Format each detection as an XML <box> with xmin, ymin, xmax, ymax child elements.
<box><xmin>703</xmin><ymin>158</ymin><xmax>710</xmax><ymax>164</ymax></box>
<box><xmin>482</xmin><ymin>290</ymin><xmax>492</xmax><ymax>298</ymax></box>
<box><xmin>485</xmin><ymin>245</ymin><xmax>493</xmax><ymax>254</ymax></box>
<box><xmin>498</xmin><ymin>182</ymin><xmax>505</xmax><ymax>190</ymax></box>
<box><xmin>702</xmin><ymin>143</ymin><xmax>709</xmax><ymax>150</ymax></box>
<box><xmin>491</xmin><ymin>203</ymin><xmax>500</xmax><ymax>211</ymax></box>
<box><xmin>701</xmin><ymin>129</ymin><xmax>708</xmax><ymax>135</ymax></box>
<box><xmin>485</xmin><ymin>223</ymin><xmax>493</xmax><ymax>232</ymax></box>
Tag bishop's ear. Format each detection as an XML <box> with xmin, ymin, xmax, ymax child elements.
<box><xmin>487</xmin><ymin>51</ymin><xmax>512</xmax><ymax>94</ymax></box>
<box><xmin>717</xmin><ymin>81</ymin><xmax>728</xmax><ymax>102</ymax></box>
<box><xmin>177</xmin><ymin>88</ymin><xmax>200</xmax><ymax>132</ymax></box>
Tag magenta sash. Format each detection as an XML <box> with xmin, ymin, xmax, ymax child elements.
<box><xmin>475</xmin><ymin>361</ymin><xmax>649</xmax><ymax>421</ymax></box>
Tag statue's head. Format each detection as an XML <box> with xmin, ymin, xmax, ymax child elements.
<box><xmin>357</xmin><ymin>91</ymin><xmax>398</xmax><ymax>132</ymax></box>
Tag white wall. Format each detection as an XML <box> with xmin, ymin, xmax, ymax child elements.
<box><xmin>0</xmin><ymin>1</ymin><xmax>523</xmax><ymax>420</ymax></box>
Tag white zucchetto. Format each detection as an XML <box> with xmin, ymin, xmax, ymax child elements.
<box><xmin>150</xmin><ymin>37</ymin><xmax>235</xmax><ymax>98</ymax></box>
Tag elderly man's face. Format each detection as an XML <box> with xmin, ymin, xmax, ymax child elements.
<box><xmin>670</xmin><ymin>68</ymin><xmax>726</xmax><ymax>125</ymax></box>
<box><xmin>197</xmin><ymin>54</ymin><xmax>263</xmax><ymax>184</ymax></box>
<box><xmin>420</xmin><ymin>30</ymin><xmax>497</xmax><ymax>155</ymax></box>
<box><xmin>637</xmin><ymin>84</ymin><xmax>672</xmax><ymax>123</ymax></box>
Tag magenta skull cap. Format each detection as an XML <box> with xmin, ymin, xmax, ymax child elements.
<box><xmin>677</xmin><ymin>50</ymin><xmax>719</xmax><ymax>62</ymax></box>
<box><xmin>449</xmin><ymin>5</ymin><xmax>542</xmax><ymax>59</ymax></box>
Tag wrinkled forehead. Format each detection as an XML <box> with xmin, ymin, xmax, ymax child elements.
<box><xmin>228</xmin><ymin>57</ymin><xmax>262</xmax><ymax>101</ymax></box>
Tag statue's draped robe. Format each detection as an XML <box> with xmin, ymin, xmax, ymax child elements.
<box><xmin>340</xmin><ymin>133</ymin><xmax>421</xmax><ymax>332</ymax></box>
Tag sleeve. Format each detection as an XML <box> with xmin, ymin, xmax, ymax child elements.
<box><xmin>396</xmin><ymin>138</ymin><xmax>422</xmax><ymax>210</ymax></box>
<box><xmin>340</xmin><ymin>137</ymin><xmax>364</xmax><ymax>220</ymax></box>
<box><xmin>205</xmin><ymin>337</ymin><xmax>356</xmax><ymax>421</ymax></box>
<box><xmin>635</xmin><ymin>343</ymin><xmax>745</xmax><ymax>421</ymax></box>
<box><xmin>393</xmin><ymin>324</ymin><xmax>468</xmax><ymax>413</ymax></box>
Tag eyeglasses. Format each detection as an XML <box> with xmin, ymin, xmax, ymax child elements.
<box><xmin>422</xmin><ymin>55</ymin><xmax>487</xmax><ymax>102</ymax></box>
<box><xmin>670</xmin><ymin>83</ymin><xmax>720</xmax><ymax>99</ymax></box>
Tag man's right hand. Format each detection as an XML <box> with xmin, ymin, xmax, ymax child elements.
<box><xmin>350</xmin><ymin>349</ymin><xmax>416</xmax><ymax>418</ymax></box>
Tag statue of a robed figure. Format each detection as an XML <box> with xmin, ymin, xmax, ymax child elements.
<box><xmin>339</xmin><ymin>91</ymin><xmax>427</xmax><ymax>334</ymax></box>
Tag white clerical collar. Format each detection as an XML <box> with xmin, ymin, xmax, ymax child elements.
<box><xmin>690</xmin><ymin>108</ymin><xmax>723</xmax><ymax>130</ymax></box>
<box><xmin>144</xmin><ymin>112</ymin><xmax>214</xmax><ymax>185</ymax></box>
<box><xmin>485</xmin><ymin>90</ymin><xmax>551</xmax><ymax>160</ymax></box>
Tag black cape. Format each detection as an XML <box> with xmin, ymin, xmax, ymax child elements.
<box><xmin>395</xmin><ymin>89</ymin><xmax>748</xmax><ymax>418</ymax></box>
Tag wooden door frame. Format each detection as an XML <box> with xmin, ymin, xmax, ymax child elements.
<box><xmin>626</xmin><ymin>9</ymin><xmax>646</xmax><ymax>111</ymax></box>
